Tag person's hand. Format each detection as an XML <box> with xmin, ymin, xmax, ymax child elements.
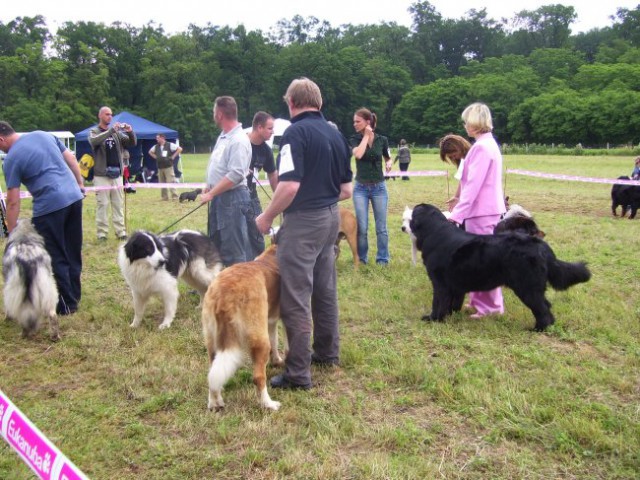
<box><xmin>445</xmin><ymin>196</ymin><xmax>459</xmax><ymax>211</ymax></box>
<box><xmin>255</xmin><ymin>213</ymin><xmax>273</xmax><ymax>235</ymax></box>
<box><xmin>385</xmin><ymin>159</ymin><xmax>392</xmax><ymax>173</ymax></box>
<box><xmin>364</xmin><ymin>125</ymin><xmax>374</xmax><ymax>139</ymax></box>
<box><xmin>200</xmin><ymin>190</ymin><xmax>214</xmax><ymax>204</ymax></box>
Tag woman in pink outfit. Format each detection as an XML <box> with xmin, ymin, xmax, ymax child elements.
<box><xmin>448</xmin><ymin>103</ymin><xmax>506</xmax><ymax>318</ymax></box>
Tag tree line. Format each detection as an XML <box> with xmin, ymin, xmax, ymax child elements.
<box><xmin>1</xmin><ymin>2</ymin><xmax>639</xmax><ymax>150</ymax></box>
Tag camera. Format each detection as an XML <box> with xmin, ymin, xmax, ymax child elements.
<box><xmin>120</xmin><ymin>123</ymin><xmax>128</xmax><ymax>130</ymax></box>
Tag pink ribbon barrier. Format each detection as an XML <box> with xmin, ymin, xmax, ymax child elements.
<box><xmin>385</xmin><ymin>170</ymin><xmax>448</xmax><ymax>177</ymax></box>
<box><xmin>507</xmin><ymin>169</ymin><xmax>640</xmax><ymax>186</ymax></box>
<box><xmin>0</xmin><ymin>389</ymin><xmax>88</xmax><ymax>480</ymax></box>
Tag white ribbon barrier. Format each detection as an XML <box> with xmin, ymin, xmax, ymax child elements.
<box><xmin>0</xmin><ymin>389</ymin><xmax>88</xmax><ymax>480</ymax></box>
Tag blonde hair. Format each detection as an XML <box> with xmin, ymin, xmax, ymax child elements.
<box><xmin>439</xmin><ymin>134</ymin><xmax>471</xmax><ymax>166</ymax></box>
<box><xmin>461</xmin><ymin>102</ymin><xmax>493</xmax><ymax>134</ymax></box>
<box><xmin>284</xmin><ymin>78</ymin><xmax>322</xmax><ymax>110</ymax></box>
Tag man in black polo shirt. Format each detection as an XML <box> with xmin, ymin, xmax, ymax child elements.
<box><xmin>256</xmin><ymin>78</ymin><xmax>353</xmax><ymax>390</ymax></box>
<box><xmin>246</xmin><ymin>111</ymin><xmax>278</xmax><ymax>259</ymax></box>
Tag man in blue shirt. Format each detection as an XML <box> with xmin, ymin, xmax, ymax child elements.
<box><xmin>0</xmin><ymin>121</ymin><xmax>85</xmax><ymax>316</ymax></box>
<box><xmin>256</xmin><ymin>78</ymin><xmax>353</xmax><ymax>390</ymax></box>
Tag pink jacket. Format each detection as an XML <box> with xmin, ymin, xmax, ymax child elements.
<box><xmin>449</xmin><ymin>132</ymin><xmax>506</xmax><ymax>224</ymax></box>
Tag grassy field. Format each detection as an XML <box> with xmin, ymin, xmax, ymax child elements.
<box><xmin>1</xmin><ymin>153</ymin><xmax>639</xmax><ymax>479</ymax></box>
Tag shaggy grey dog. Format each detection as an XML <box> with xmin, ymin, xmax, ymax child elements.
<box><xmin>3</xmin><ymin>219</ymin><xmax>60</xmax><ymax>340</ymax></box>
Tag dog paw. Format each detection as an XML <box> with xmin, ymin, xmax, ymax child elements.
<box><xmin>271</xmin><ymin>356</ymin><xmax>284</xmax><ymax>367</ymax></box>
<box><xmin>50</xmin><ymin>332</ymin><xmax>61</xmax><ymax>342</ymax></box>
<box><xmin>263</xmin><ymin>400</ymin><xmax>281</xmax><ymax>411</ymax></box>
<box><xmin>158</xmin><ymin>321</ymin><xmax>172</xmax><ymax>330</ymax></box>
<box><xmin>421</xmin><ymin>314</ymin><xmax>443</xmax><ymax>322</ymax></box>
<box><xmin>129</xmin><ymin>320</ymin><xmax>141</xmax><ymax>328</ymax></box>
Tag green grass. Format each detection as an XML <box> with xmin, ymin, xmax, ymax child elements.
<box><xmin>1</xmin><ymin>153</ymin><xmax>639</xmax><ymax>479</ymax></box>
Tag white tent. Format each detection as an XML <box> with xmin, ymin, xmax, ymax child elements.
<box><xmin>244</xmin><ymin>118</ymin><xmax>291</xmax><ymax>147</ymax></box>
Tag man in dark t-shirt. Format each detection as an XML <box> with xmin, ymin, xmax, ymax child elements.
<box><xmin>246</xmin><ymin>111</ymin><xmax>278</xmax><ymax>258</ymax></box>
<box><xmin>256</xmin><ymin>78</ymin><xmax>353</xmax><ymax>391</ymax></box>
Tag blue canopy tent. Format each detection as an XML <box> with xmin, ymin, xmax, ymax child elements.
<box><xmin>75</xmin><ymin>112</ymin><xmax>180</xmax><ymax>178</ymax></box>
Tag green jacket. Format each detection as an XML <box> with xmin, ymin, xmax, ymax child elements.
<box><xmin>89</xmin><ymin>126</ymin><xmax>137</xmax><ymax>177</ymax></box>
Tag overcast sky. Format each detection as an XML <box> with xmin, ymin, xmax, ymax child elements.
<box><xmin>1</xmin><ymin>1</ymin><xmax>636</xmax><ymax>35</ymax></box>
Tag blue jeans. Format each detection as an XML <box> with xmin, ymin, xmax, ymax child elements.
<box><xmin>353</xmin><ymin>181</ymin><xmax>389</xmax><ymax>264</ymax></box>
<box><xmin>207</xmin><ymin>187</ymin><xmax>251</xmax><ymax>266</ymax></box>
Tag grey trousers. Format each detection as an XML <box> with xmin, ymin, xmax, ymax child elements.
<box><xmin>277</xmin><ymin>204</ymin><xmax>340</xmax><ymax>385</ymax></box>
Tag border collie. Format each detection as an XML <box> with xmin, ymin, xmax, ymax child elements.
<box><xmin>118</xmin><ymin>230</ymin><xmax>223</xmax><ymax>329</ymax></box>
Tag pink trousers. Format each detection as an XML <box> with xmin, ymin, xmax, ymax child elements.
<box><xmin>465</xmin><ymin>215</ymin><xmax>504</xmax><ymax>316</ymax></box>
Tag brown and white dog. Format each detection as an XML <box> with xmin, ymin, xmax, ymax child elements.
<box><xmin>335</xmin><ymin>206</ymin><xmax>358</xmax><ymax>268</ymax></box>
<box><xmin>202</xmin><ymin>245</ymin><xmax>285</xmax><ymax>411</ymax></box>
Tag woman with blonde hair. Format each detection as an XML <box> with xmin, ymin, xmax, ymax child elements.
<box><xmin>447</xmin><ymin>103</ymin><xmax>506</xmax><ymax>318</ymax></box>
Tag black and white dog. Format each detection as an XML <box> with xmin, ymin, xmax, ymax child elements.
<box><xmin>3</xmin><ymin>219</ymin><xmax>60</xmax><ymax>340</ymax></box>
<box><xmin>118</xmin><ymin>230</ymin><xmax>223</xmax><ymax>329</ymax></box>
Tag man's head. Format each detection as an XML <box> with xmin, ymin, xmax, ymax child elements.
<box><xmin>0</xmin><ymin>121</ymin><xmax>17</xmax><ymax>153</ymax></box>
<box><xmin>283</xmin><ymin>78</ymin><xmax>322</xmax><ymax>116</ymax></box>
<box><xmin>251</xmin><ymin>112</ymin><xmax>274</xmax><ymax>143</ymax></box>
<box><xmin>98</xmin><ymin>106</ymin><xmax>113</xmax><ymax>129</ymax></box>
<box><xmin>156</xmin><ymin>133</ymin><xmax>166</xmax><ymax>145</ymax></box>
<box><xmin>213</xmin><ymin>96</ymin><xmax>238</xmax><ymax>129</ymax></box>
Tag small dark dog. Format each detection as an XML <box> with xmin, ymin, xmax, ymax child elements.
<box><xmin>494</xmin><ymin>205</ymin><xmax>545</xmax><ymax>238</ymax></box>
<box><xmin>611</xmin><ymin>176</ymin><xmax>640</xmax><ymax>219</ymax></box>
<box><xmin>179</xmin><ymin>188</ymin><xmax>203</xmax><ymax>203</ymax></box>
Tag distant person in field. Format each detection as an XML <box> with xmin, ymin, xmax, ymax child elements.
<box><xmin>631</xmin><ymin>156</ymin><xmax>640</xmax><ymax>180</ymax></box>
<box><xmin>149</xmin><ymin>133</ymin><xmax>182</xmax><ymax>200</ymax></box>
<box><xmin>89</xmin><ymin>106</ymin><xmax>136</xmax><ymax>241</ymax></box>
<box><xmin>394</xmin><ymin>139</ymin><xmax>412</xmax><ymax>180</ymax></box>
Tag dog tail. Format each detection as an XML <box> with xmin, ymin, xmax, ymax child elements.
<box><xmin>546</xmin><ymin>249</ymin><xmax>591</xmax><ymax>291</ymax></box>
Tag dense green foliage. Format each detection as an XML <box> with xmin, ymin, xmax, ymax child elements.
<box><xmin>1</xmin><ymin>2</ymin><xmax>640</xmax><ymax>148</ymax></box>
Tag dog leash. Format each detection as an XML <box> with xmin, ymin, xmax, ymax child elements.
<box><xmin>157</xmin><ymin>202</ymin><xmax>206</xmax><ymax>235</ymax></box>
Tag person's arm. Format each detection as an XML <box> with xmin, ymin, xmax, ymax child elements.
<box><xmin>267</xmin><ymin>171</ymin><xmax>278</xmax><ymax>192</ymax></box>
<box><xmin>200</xmin><ymin>177</ymin><xmax>236</xmax><ymax>204</ymax></box>
<box><xmin>88</xmin><ymin>127</ymin><xmax>115</xmax><ymax>148</ymax></box>
<box><xmin>62</xmin><ymin>150</ymin><xmax>85</xmax><ymax>192</ymax></box>
<box><xmin>352</xmin><ymin>127</ymin><xmax>373</xmax><ymax>160</ymax></box>
<box><xmin>149</xmin><ymin>145</ymin><xmax>157</xmax><ymax>160</ymax></box>
<box><xmin>339</xmin><ymin>181</ymin><xmax>353</xmax><ymax>201</ymax></box>
<box><xmin>5</xmin><ymin>188</ymin><xmax>21</xmax><ymax>232</ymax></box>
<box><xmin>172</xmin><ymin>145</ymin><xmax>183</xmax><ymax>160</ymax></box>
<box><xmin>255</xmin><ymin>181</ymin><xmax>300</xmax><ymax>234</ymax></box>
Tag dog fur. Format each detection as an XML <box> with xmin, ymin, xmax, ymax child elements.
<box><xmin>611</xmin><ymin>176</ymin><xmax>640</xmax><ymax>219</ymax></box>
<box><xmin>118</xmin><ymin>229</ymin><xmax>223</xmax><ymax>329</ymax></box>
<box><xmin>410</xmin><ymin>203</ymin><xmax>591</xmax><ymax>331</ymax></box>
<box><xmin>179</xmin><ymin>188</ymin><xmax>203</xmax><ymax>203</ymax></box>
<box><xmin>201</xmin><ymin>245</ymin><xmax>285</xmax><ymax>411</ymax></box>
<box><xmin>335</xmin><ymin>206</ymin><xmax>358</xmax><ymax>268</ymax></box>
<box><xmin>494</xmin><ymin>204</ymin><xmax>546</xmax><ymax>238</ymax></box>
<box><xmin>3</xmin><ymin>219</ymin><xmax>60</xmax><ymax>340</ymax></box>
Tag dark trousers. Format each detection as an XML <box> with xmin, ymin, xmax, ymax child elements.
<box><xmin>399</xmin><ymin>162</ymin><xmax>410</xmax><ymax>180</ymax></box>
<box><xmin>32</xmin><ymin>199</ymin><xmax>83</xmax><ymax>314</ymax></box>
<box><xmin>277</xmin><ymin>204</ymin><xmax>340</xmax><ymax>385</ymax></box>
<box><xmin>246</xmin><ymin>195</ymin><xmax>266</xmax><ymax>260</ymax></box>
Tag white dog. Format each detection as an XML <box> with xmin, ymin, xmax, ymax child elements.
<box><xmin>3</xmin><ymin>219</ymin><xmax>60</xmax><ymax>340</ymax></box>
<box><xmin>118</xmin><ymin>230</ymin><xmax>223</xmax><ymax>329</ymax></box>
<box><xmin>402</xmin><ymin>206</ymin><xmax>451</xmax><ymax>266</ymax></box>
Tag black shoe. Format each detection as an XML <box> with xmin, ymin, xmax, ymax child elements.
<box><xmin>311</xmin><ymin>354</ymin><xmax>339</xmax><ymax>367</ymax></box>
<box><xmin>270</xmin><ymin>374</ymin><xmax>312</xmax><ymax>390</ymax></box>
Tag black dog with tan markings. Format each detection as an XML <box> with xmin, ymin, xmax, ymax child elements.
<box><xmin>410</xmin><ymin>203</ymin><xmax>591</xmax><ymax>331</ymax></box>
